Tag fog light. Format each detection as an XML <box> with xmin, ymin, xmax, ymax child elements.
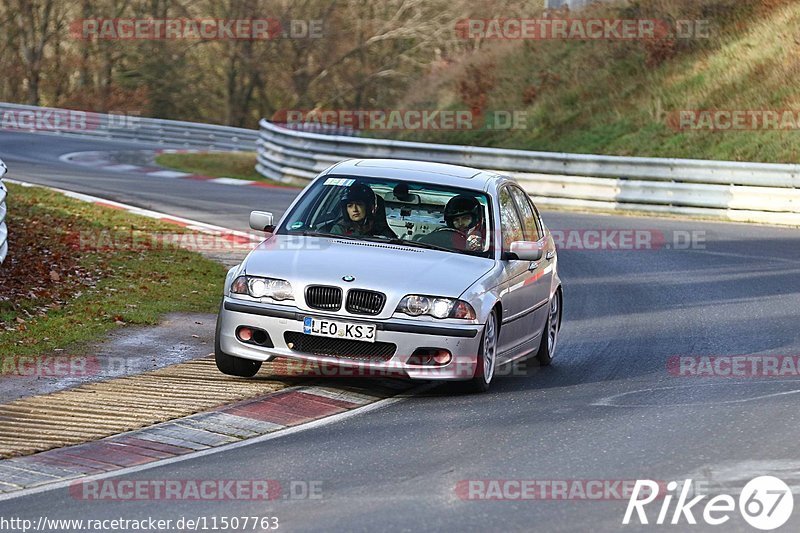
<box><xmin>409</xmin><ymin>348</ymin><xmax>452</xmax><ymax>366</ymax></box>
<box><xmin>433</xmin><ymin>350</ymin><xmax>452</xmax><ymax>365</ymax></box>
<box><xmin>237</xmin><ymin>327</ymin><xmax>253</xmax><ymax>342</ymax></box>
<box><xmin>236</xmin><ymin>327</ymin><xmax>273</xmax><ymax>347</ymax></box>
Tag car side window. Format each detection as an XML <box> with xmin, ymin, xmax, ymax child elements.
<box><xmin>509</xmin><ymin>186</ymin><xmax>541</xmax><ymax>241</ymax></box>
<box><xmin>499</xmin><ymin>187</ymin><xmax>524</xmax><ymax>252</ymax></box>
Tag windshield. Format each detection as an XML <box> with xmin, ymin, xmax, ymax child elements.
<box><xmin>277</xmin><ymin>176</ymin><xmax>493</xmax><ymax>257</ymax></box>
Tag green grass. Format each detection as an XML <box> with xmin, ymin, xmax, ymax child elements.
<box><xmin>393</xmin><ymin>1</ymin><xmax>800</xmax><ymax>163</ymax></box>
<box><xmin>0</xmin><ymin>183</ymin><xmax>226</xmax><ymax>360</ymax></box>
<box><xmin>155</xmin><ymin>151</ymin><xmax>299</xmax><ymax>186</ymax></box>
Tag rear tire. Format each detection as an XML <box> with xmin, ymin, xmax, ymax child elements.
<box><xmin>214</xmin><ymin>305</ymin><xmax>262</xmax><ymax>378</ymax></box>
<box><xmin>466</xmin><ymin>310</ymin><xmax>498</xmax><ymax>393</ymax></box>
<box><xmin>535</xmin><ymin>289</ymin><xmax>561</xmax><ymax>367</ymax></box>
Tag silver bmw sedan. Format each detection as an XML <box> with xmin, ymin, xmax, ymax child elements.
<box><xmin>215</xmin><ymin>159</ymin><xmax>562</xmax><ymax>392</ymax></box>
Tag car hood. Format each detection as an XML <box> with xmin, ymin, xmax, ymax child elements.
<box><xmin>243</xmin><ymin>235</ymin><xmax>494</xmax><ymax>299</ymax></box>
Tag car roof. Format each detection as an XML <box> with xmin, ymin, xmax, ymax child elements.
<box><xmin>322</xmin><ymin>159</ymin><xmax>504</xmax><ymax>191</ymax></box>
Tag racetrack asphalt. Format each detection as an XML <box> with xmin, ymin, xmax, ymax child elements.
<box><xmin>1</xmin><ymin>130</ymin><xmax>799</xmax><ymax>532</ymax></box>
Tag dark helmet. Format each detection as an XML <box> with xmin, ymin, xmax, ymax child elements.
<box><xmin>341</xmin><ymin>182</ymin><xmax>377</xmax><ymax>221</ymax></box>
<box><xmin>444</xmin><ymin>195</ymin><xmax>482</xmax><ymax>230</ymax></box>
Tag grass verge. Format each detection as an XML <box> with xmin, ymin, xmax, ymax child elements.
<box><xmin>396</xmin><ymin>0</ymin><xmax>800</xmax><ymax>163</ymax></box>
<box><xmin>155</xmin><ymin>151</ymin><xmax>298</xmax><ymax>187</ymax></box>
<box><xmin>0</xmin><ymin>183</ymin><xmax>226</xmax><ymax>361</ymax></box>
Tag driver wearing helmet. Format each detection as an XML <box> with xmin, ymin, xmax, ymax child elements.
<box><xmin>330</xmin><ymin>183</ymin><xmax>397</xmax><ymax>238</ymax></box>
<box><xmin>444</xmin><ymin>194</ymin><xmax>483</xmax><ymax>252</ymax></box>
<box><xmin>443</xmin><ymin>195</ymin><xmax>484</xmax><ymax>251</ymax></box>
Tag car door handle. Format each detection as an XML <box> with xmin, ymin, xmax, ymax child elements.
<box><xmin>528</xmin><ymin>261</ymin><xmax>538</xmax><ymax>271</ymax></box>
<box><xmin>545</xmin><ymin>250</ymin><xmax>555</xmax><ymax>260</ymax></box>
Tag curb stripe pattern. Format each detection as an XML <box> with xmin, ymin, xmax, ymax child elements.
<box><xmin>0</xmin><ymin>384</ymin><xmax>412</xmax><ymax>496</ymax></box>
<box><xmin>60</xmin><ymin>149</ymin><xmax>296</xmax><ymax>190</ymax></box>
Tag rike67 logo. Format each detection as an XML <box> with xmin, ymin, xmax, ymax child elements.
<box><xmin>623</xmin><ymin>477</ymin><xmax>794</xmax><ymax>530</ymax></box>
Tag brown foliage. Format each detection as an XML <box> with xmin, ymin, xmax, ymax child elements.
<box><xmin>644</xmin><ymin>39</ymin><xmax>680</xmax><ymax>68</ymax></box>
<box><xmin>0</xmin><ymin>0</ymin><xmax>476</xmax><ymax>126</ymax></box>
<box><xmin>521</xmin><ymin>85</ymin><xmax>537</xmax><ymax>105</ymax></box>
<box><xmin>0</xmin><ymin>198</ymin><xmax>109</xmax><ymax>325</ymax></box>
<box><xmin>457</xmin><ymin>62</ymin><xmax>495</xmax><ymax>116</ymax></box>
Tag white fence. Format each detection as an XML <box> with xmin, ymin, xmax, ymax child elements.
<box><xmin>0</xmin><ymin>102</ymin><xmax>257</xmax><ymax>151</ymax></box>
<box><xmin>256</xmin><ymin>120</ymin><xmax>800</xmax><ymax>226</ymax></box>
<box><xmin>0</xmin><ymin>159</ymin><xmax>7</xmax><ymax>264</ymax></box>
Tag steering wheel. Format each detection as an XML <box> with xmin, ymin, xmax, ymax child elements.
<box><xmin>421</xmin><ymin>227</ymin><xmax>467</xmax><ymax>249</ymax></box>
<box><xmin>430</xmin><ymin>227</ymin><xmax>464</xmax><ymax>236</ymax></box>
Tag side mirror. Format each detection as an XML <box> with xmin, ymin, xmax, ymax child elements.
<box><xmin>508</xmin><ymin>241</ymin><xmax>543</xmax><ymax>261</ymax></box>
<box><xmin>249</xmin><ymin>211</ymin><xmax>275</xmax><ymax>232</ymax></box>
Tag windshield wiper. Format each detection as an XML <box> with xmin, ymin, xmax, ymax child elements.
<box><xmin>300</xmin><ymin>230</ymin><xmax>360</xmax><ymax>241</ymax></box>
<box><xmin>300</xmin><ymin>232</ymin><xmax>456</xmax><ymax>254</ymax></box>
<box><xmin>373</xmin><ymin>237</ymin><xmax>454</xmax><ymax>253</ymax></box>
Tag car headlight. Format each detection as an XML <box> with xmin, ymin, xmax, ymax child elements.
<box><xmin>230</xmin><ymin>276</ymin><xmax>294</xmax><ymax>301</ymax></box>
<box><xmin>396</xmin><ymin>295</ymin><xmax>476</xmax><ymax>319</ymax></box>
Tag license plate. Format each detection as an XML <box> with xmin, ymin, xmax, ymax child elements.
<box><xmin>303</xmin><ymin>317</ymin><xmax>376</xmax><ymax>343</ymax></box>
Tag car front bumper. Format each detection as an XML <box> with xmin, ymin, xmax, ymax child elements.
<box><xmin>218</xmin><ymin>298</ymin><xmax>484</xmax><ymax>381</ymax></box>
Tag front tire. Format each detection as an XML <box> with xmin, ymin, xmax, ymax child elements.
<box><xmin>535</xmin><ymin>289</ymin><xmax>561</xmax><ymax>366</ymax></box>
<box><xmin>214</xmin><ymin>305</ymin><xmax>262</xmax><ymax>378</ymax></box>
<box><xmin>467</xmin><ymin>310</ymin><xmax>498</xmax><ymax>393</ymax></box>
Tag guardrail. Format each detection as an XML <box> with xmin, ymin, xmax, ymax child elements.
<box><xmin>0</xmin><ymin>102</ymin><xmax>257</xmax><ymax>151</ymax></box>
<box><xmin>0</xmin><ymin>159</ymin><xmax>8</xmax><ymax>264</ymax></box>
<box><xmin>257</xmin><ymin>120</ymin><xmax>800</xmax><ymax>226</ymax></box>
<box><xmin>1</xmin><ymin>101</ymin><xmax>797</xmax><ymax>227</ymax></box>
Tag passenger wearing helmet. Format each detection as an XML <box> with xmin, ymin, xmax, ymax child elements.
<box><xmin>330</xmin><ymin>183</ymin><xmax>397</xmax><ymax>238</ymax></box>
<box><xmin>421</xmin><ymin>194</ymin><xmax>484</xmax><ymax>251</ymax></box>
